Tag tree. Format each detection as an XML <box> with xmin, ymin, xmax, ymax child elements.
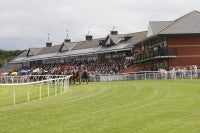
<box><xmin>0</xmin><ymin>49</ymin><xmax>24</xmax><ymax>68</ymax></box>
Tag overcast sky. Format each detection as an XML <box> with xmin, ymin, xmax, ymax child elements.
<box><xmin>0</xmin><ymin>0</ymin><xmax>199</xmax><ymax>50</ymax></box>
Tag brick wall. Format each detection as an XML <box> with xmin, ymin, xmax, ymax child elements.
<box><xmin>167</xmin><ymin>35</ymin><xmax>200</xmax><ymax>67</ymax></box>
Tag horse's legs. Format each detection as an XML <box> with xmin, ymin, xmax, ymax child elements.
<box><xmin>87</xmin><ymin>76</ymin><xmax>89</xmax><ymax>84</ymax></box>
<box><xmin>69</xmin><ymin>78</ymin><xmax>74</xmax><ymax>85</ymax></box>
<box><xmin>73</xmin><ymin>78</ymin><xmax>75</xmax><ymax>84</ymax></box>
<box><xmin>87</xmin><ymin>77</ymin><xmax>90</xmax><ymax>84</ymax></box>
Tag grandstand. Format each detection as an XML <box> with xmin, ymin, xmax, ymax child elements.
<box><xmin>6</xmin><ymin>10</ymin><xmax>200</xmax><ymax>74</ymax></box>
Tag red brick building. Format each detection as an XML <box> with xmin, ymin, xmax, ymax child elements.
<box><xmin>133</xmin><ymin>10</ymin><xmax>200</xmax><ymax>71</ymax></box>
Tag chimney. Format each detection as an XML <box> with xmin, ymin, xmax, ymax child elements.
<box><xmin>64</xmin><ymin>30</ymin><xmax>71</xmax><ymax>43</ymax></box>
<box><xmin>46</xmin><ymin>42</ymin><xmax>52</xmax><ymax>47</ymax></box>
<box><xmin>46</xmin><ymin>34</ymin><xmax>52</xmax><ymax>47</ymax></box>
<box><xmin>64</xmin><ymin>39</ymin><xmax>71</xmax><ymax>43</ymax></box>
<box><xmin>110</xmin><ymin>31</ymin><xmax>118</xmax><ymax>35</ymax></box>
<box><xmin>110</xmin><ymin>26</ymin><xmax>118</xmax><ymax>35</ymax></box>
<box><xmin>86</xmin><ymin>31</ymin><xmax>93</xmax><ymax>41</ymax></box>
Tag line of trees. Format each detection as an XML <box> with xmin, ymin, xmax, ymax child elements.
<box><xmin>0</xmin><ymin>49</ymin><xmax>23</xmax><ymax>68</ymax></box>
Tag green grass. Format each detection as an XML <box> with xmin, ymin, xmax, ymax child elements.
<box><xmin>0</xmin><ymin>83</ymin><xmax>60</xmax><ymax>107</ymax></box>
<box><xmin>0</xmin><ymin>80</ymin><xmax>200</xmax><ymax>133</ymax></box>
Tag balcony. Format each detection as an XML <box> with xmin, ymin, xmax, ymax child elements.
<box><xmin>134</xmin><ymin>48</ymin><xmax>177</xmax><ymax>64</ymax></box>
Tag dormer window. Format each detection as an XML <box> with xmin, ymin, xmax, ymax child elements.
<box><xmin>101</xmin><ymin>35</ymin><xmax>117</xmax><ymax>47</ymax></box>
<box><xmin>105</xmin><ymin>38</ymin><xmax>111</xmax><ymax>45</ymax></box>
<box><xmin>119</xmin><ymin>36</ymin><xmax>132</xmax><ymax>43</ymax></box>
<box><xmin>26</xmin><ymin>49</ymin><xmax>34</xmax><ymax>57</ymax></box>
<box><xmin>61</xmin><ymin>46</ymin><xmax>68</xmax><ymax>52</ymax></box>
<box><xmin>103</xmin><ymin>38</ymin><xmax>114</xmax><ymax>47</ymax></box>
<box><xmin>28</xmin><ymin>53</ymin><xmax>34</xmax><ymax>56</ymax></box>
<box><xmin>60</xmin><ymin>43</ymin><xmax>69</xmax><ymax>52</ymax></box>
<box><xmin>99</xmin><ymin>40</ymin><xmax>105</xmax><ymax>46</ymax></box>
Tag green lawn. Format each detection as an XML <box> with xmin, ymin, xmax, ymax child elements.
<box><xmin>0</xmin><ymin>80</ymin><xmax>200</xmax><ymax>133</ymax></box>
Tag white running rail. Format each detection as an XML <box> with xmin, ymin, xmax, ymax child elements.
<box><xmin>0</xmin><ymin>75</ymin><xmax>71</xmax><ymax>106</ymax></box>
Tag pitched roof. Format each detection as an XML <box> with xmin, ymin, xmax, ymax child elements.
<box><xmin>147</xmin><ymin>21</ymin><xmax>173</xmax><ymax>37</ymax></box>
<box><xmin>37</xmin><ymin>45</ymin><xmax>61</xmax><ymax>55</ymax></box>
<box><xmin>27</xmin><ymin>47</ymin><xmax>43</xmax><ymax>56</ymax></box>
<box><xmin>102</xmin><ymin>31</ymin><xmax>147</xmax><ymax>47</ymax></box>
<box><xmin>17</xmin><ymin>50</ymin><xmax>29</xmax><ymax>57</ymax></box>
<box><xmin>124</xmin><ymin>31</ymin><xmax>147</xmax><ymax>44</ymax></box>
<box><xmin>159</xmin><ymin>10</ymin><xmax>200</xmax><ymax>34</ymax></box>
<box><xmin>60</xmin><ymin>42</ymin><xmax>77</xmax><ymax>52</ymax></box>
<box><xmin>71</xmin><ymin>38</ymin><xmax>105</xmax><ymax>50</ymax></box>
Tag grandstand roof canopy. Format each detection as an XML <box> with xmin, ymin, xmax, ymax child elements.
<box><xmin>12</xmin><ymin>31</ymin><xmax>147</xmax><ymax>63</ymax></box>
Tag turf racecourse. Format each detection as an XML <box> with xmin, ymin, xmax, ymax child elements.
<box><xmin>0</xmin><ymin>80</ymin><xmax>200</xmax><ymax>133</ymax></box>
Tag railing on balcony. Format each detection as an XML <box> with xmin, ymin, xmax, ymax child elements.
<box><xmin>134</xmin><ymin>47</ymin><xmax>177</xmax><ymax>64</ymax></box>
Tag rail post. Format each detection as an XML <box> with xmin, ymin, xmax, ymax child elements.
<box><xmin>27</xmin><ymin>87</ymin><xmax>30</xmax><ymax>102</ymax></box>
<box><xmin>55</xmin><ymin>79</ymin><xmax>57</xmax><ymax>95</ymax></box>
<box><xmin>39</xmin><ymin>83</ymin><xmax>42</xmax><ymax>100</ymax></box>
<box><xmin>13</xmin><ymin>87</ymin><xmax>16</xmax><ymax>106</ymax></box>
<box><xmin>48</xmin><ymin>81</ymin><xmax>50</xmax><ymax>97</ymax></box>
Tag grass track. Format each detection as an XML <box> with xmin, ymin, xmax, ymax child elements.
<box><xmin>0</xmin><ymin>80</ymin><xmax>200</xmax><ymax>132</ymax></box>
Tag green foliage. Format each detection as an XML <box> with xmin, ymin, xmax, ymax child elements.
<box><xmin>0</xmin><ymin>49</ymin><xmax>23</xmax><ymax>67</ymax></box>
<box><xmin>0</xmin><ymin>80</ymin><xmax>200</xmax><ymax>132</ymax></box>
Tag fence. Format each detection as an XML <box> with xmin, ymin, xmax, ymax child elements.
<box><xmin>90</xmin><ymin>70</ymin><xmax>200</xmax><ymax>82</ymax></box>
<box><xmin>0</xmin><ymin>75</ymin><xmax>71</xmax><ymax>106</ymax></box>
<box><xmin>0</xmin><ymin>75</ymin><xmax>67</xmax><ymax>84</ymax></box>
<box><xmin>1</xmin><ymin>69</ymin><xmax>199</xmax><ymax>84</ymax></box>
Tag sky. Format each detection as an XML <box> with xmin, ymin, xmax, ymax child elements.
<box><xmin>0</xmin><ymin>0</ymin><xmax>199</xmax><ymax>50</ymax></box>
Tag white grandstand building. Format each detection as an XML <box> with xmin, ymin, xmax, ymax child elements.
<box><xmin>11</xmin><ymin>30</ymin><xmax>147</xmax><ymax>68</ymax></box>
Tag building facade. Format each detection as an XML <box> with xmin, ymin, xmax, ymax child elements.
<box><xmin>133</xmin><ymin>10</ymin><xmax>200</xmax><ymax>71</ymax></box>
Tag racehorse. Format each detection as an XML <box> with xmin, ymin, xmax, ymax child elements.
<box><xmin>69</xmin><ymin>70</ymin><xmax>81</xmax><ymax>84</ymax></box>
<box><xmin>81</xmin><ymin>71</ymin><xmax>90</xmax><ymax>84</ymax></box>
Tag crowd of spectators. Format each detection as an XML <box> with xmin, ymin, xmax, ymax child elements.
<box><xmin>169</xmin><ymin>65</ymin><xmax>198</xmax><ymax>72</ymax></box>
<box><xmin>79</xmin><ymin>57</ymin><xmax>131</xmax><ymax>75</ymax></box>
<box><xmin>18</xmin><ymin>57</ymin><xmax>133</xmax><ymax>75</ymax></box>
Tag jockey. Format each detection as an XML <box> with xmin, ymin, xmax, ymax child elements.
<box><xmin>74</xmin><ymin>67</ymin><xmax>78</xmax><ymax>73</ymax></box>
<box><xmin>82</xmin><ymin>66</ymin><xmax>88</xmax><ymax>73</ymax></box>
<box><xmin>72</xmin><ymin>67</ymin><xmax>80</xmax><ymax>77</ymax></box>
<box><xmin>71</xmin><ymin>67</ymin><xmax>76</xmax><ymax>75</ymax></box>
